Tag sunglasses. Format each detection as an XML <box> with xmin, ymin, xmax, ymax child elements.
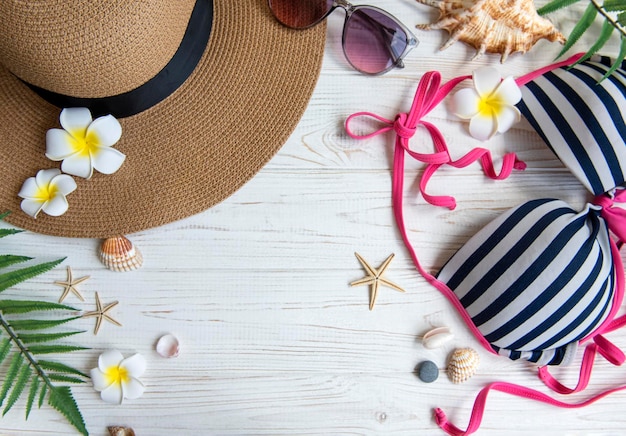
<box><xmin>268</xmin><ymin>0</ymin><xmax>418</xmax><ymax>75</ymax></box>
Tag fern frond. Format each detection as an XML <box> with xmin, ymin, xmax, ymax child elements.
<box><xmin>0</xmin><ymin>229</ymin><xmax>22</xmax><ymax>239</ymax></box>
<box><xmin>0</xmin><ymin>300</ymin><xmax>78</xmax><ymax>314</ymax></box>
<box><xmin>9</xmin><ymin>316</ymin><xmax>81</xmax><ymax>331</ymax></box>
<box><xmin>48</xmin><ymin>386</ymin><xmax>88</xmax><ymax>436</ymax></box>
<box><xmin>538</xmin><ymin>0</ymin><xmax>584</xmax><ymax>14</ymax></box>
<box><xmin>27</xmin><ymin>344</ymin><xmax>88</xmax><ymax>355</ymax></box>
<box><xmin>601</xmin><ymin>35</ymin><xmax>626</xmax><ymax>79</ymax></box>
<box><xmin>0</xmin><ymin>255</ymin><xmax>32</xmax><ymax>270</ymax></box>
<box><xmin>3</xmin><ymin>363</ymin><xmax>32</xmax><ymax>416</ymax></box>
<box><xmin>47</xmin><ymin>374</ymin><xmax>86</xmax><ymax>384</ymax></box>
<box><xmin>0</xmin><ymin>258</ymin><xmax>65</xmax><ymax>294</ymax></box>
<box><xmin>557</xmin><ymin>2</ymin><xmax>599</xmax><ymax>58</ymax></box>
<box><xmin>25</xmin><ymin>376</ymin><xmax>39</xmax><ymax>419</ymax></box>
<box><xmin>575</xmin><ymin>19</ymin><xmax>616</xmax><ymax>63</ymax></box>
<box><xmin>37</xmin><ymin>360</ymin><xmax>88</xmax><ymax>378</ymax></box>
<box><xmin>18</xmin><ymin>331</ymin><xmax>84</xmax><ymax>344</ymax></box>
<box><xmin>0</xmin><ymin>338</ymin><xmax>11</xmax><ymax>366</ymax></box>
<box><xmin>603</xmin><ymin>0</ymin><xmax>626</xmax><ymax>11</ymax></box>
<box><xmin>0</xmin><ymin>353</ymin><xmax>24</xmax><ymax>406</ymax></box>
<box><xmin>37</xmin><ymin>383</ymin><xmax>47</xmax><ymax>409</ymax></box>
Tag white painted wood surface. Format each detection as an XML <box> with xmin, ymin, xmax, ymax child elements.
<box><xmin>1</xmin><ymin>1</ymin><xmax>625</xmax><ymax>434</ymax></box>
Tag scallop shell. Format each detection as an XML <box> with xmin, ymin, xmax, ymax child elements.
<box><xmin>108</xmin><ymin>427</ymin><xmax>135</xmax><ymax>436</ymax></box>
<box><xmin>415</xmin><ymin>0</ymin><xmax>566</xmax><ymax>62</ymax></box>
<box><xmin>447</xmin><ymin>347</ymin><xmax>479</xmax><ymax>384</ymax></box>
<box><xmin>422</xmin><ymin>326</ymin><xmax>454</xmax><ymax>349</ymax></box>
<box><xmin>156</xmin><ymin>333</ymin><xmax>180</xmax><ymax>358</ymax></box>
<box><xmin>99</xmin><ymin>236</ymin><xmax>143</xmax><ymax>272</ymax></box>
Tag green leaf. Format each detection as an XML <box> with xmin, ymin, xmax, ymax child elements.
<box><xmin>601</xmin><ymin>36</ymin><xmax>626</xmax><ymax>80</ymax></box>
<box><xmin>0</xmin><ymin>338</ymin><xmax>11</xmax><ymax>366</ymax></box>
<box><xmin>27</xmin><ymin>344</ymin><xmax>88</xmax><ymax>355</ymax></box>
<box><xmin>47</xmin><ymin>374</ymin><xmax>86</xmax><ymax>384</ymax></box>
<box><xmin>603</xmin><ymin>0</ymin><xmax>626</xmax><ymax>11</ymax></box>
<box><xmin>3</xmin><ymin>363</ymin><xmax>32</xmax><ymax>415</ymax></box>
<box><xmin>47</xmin><ymin>386</ymin><xmax>88</xmax><ymax>436</ymax></box>
<box><xmin>18</xmin><ymin>330</ymin><xmax>84</xmax><ymax>344</ymax></box>
<box><xmin>0</xmin><ymin>300</ymin><xmax>78</xmax><ymax>314</ymax></box>
<box><xmin>25</xmin><ymin>376</ymin><xmax>40</xmax><ymax>419</ymax></box>
<box><xmin>619</xmin><ymin>11</ymin><xmax>626</xmax><ymax>25</ymax></box>
<box><xmin>37</xmin><ymin>360</ymin><xmax>88</xmax><ymax>378</ymax></box>
<box><xmin>0</xmin><ymin>353</ymin><xmax>24</xmax><ymax>406</ymax></box>
<box><xmin>575</xmin><ymin>20</ymin><xmax>615</xmax><ymax>64</ymax></box>
<box><xmin>0</xmin><ymin>255</ymin><xmax>32</xmax><ymax>269</ymax></box>
<box><xmin>538</xmin><ymin>0</ymin><xmax>583</xmax><ymax>15</ymax></box>
<box><xmin>37</xmin><ymin>383</ymin><xmax>47</xmax><ymax>409</ymax></box>
<box><xmin>9</xmin><ymin>316</ymin><xmax>81</xmax><ymax>331</ymax></box>
<box><xmin>0</xmin><ymin>229</ymin><xmax>22</xmax><ymax>239</ymax></box>
<box><xmin>557</xmin><ymin>2</ymin><xmax>599</xmax><ymax>58</ymax></box>
<box><xmin>0</xmin><ymin>211</ymin><xmax>10</xmax><ymax>221</ymax></box>
<box><xmin>0</xmin><ymin>258</ymin><xmax>65</xmax><ymax>294</ymax></box>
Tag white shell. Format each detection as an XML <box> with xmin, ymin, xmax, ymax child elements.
<box><xmin>108</xmin><ymin>427</ymin><xmax>135</xmax><ymax>436</ymax></box>
<box><xmin>156</xmin><ymin>334</ymin><xmax>180</xmax><ymax>358</ymax></box>
<box><xmin>99</xmin><ymin>236</ymin><xmax>143</xmax><ymax>272</ymax></box>
<box><xmin>422</xmin><ymin>327</ymin><xmax>454</xmax><ymax>349</ymax></box>
<box><xmin>447</xmin><ymin>347</ymin><xmax>479</xmax><ymax>384</ymax></box>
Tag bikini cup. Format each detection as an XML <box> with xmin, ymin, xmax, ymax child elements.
<box><xmin>345</xmin><ymin>54</ymin><xmax>626</xmax><ymax>435</ymax></box>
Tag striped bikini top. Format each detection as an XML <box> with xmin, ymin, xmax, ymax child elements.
<box><xmin>346</xmin><ymin>55</ymin><xmax>626</xmax><ymax>435</ymax></box>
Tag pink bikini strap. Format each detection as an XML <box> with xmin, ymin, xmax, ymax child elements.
<box><xmin>515</xmin><ymin>53</ymin><xmax>585</xmax><ymax>86</ymax></box>
<box><xmin>435</xmin><ymin>380</ymin><xmax>626</xmax><ymax>436</ymax></box>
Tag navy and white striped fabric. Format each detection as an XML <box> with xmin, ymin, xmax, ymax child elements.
<box><xmin>437</xmin><ymin>198</ymin><xmax>616</xmax><ymax>366</ymax></box>
<box><xmin>517</xmin><ymin>56</ymin><xmax>626</xmax><ymax>196</ymax></box>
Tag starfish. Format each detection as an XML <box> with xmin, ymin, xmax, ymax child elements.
<box><xmin>53</xmin><ymin>266</ymin><xmax>89</xmax><ymax>303</ymax></box>
<box><xmin>350</xmin><ymin>252</ymin><xmax>405</xmax><ymax>310</ymax></box>
<box><xmin>82</xmin><ymin>292</ymin><xmax>122</xmax><ymax>335</ymax></box>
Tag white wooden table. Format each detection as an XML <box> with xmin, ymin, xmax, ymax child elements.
<box><xmin>2</xmin><ymin>1</ymin><xmax>625</xmax><ymax>434</ymax></box>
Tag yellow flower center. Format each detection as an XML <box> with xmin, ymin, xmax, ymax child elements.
<box><xmin>68</xmin><ymin>128</ymin><xmax>101</xmax><ymax>157</ymax></box>
<box><xmin>477</xmin><ymin>93</ymin><xmax>504</xmax><ymax>118</ymax></box>
<box><xmin>104</xmin><ymin>365</ymin><xmax>129</xmax><ymax>386</ymax></box>
<box><xmin>33</xmin><ymin>183</ymin><xmax>58</xmax><ymax>202</ymax></box>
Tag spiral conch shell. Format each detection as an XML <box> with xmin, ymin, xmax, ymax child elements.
<box><xmin>99</xmin><ymin>236</ymin><xmax>143</xmax><ymax>272</ymax></box>
<box><xmin>415</xmin><ymin>0</ymin><xmax>566</xmax><ymax>62</ymax></box>
<box><xmin>447</xmin><ymin>347</ymin><xmax>479</xmax><ymax>383</ymax></box>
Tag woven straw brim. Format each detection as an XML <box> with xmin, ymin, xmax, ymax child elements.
<box><xmin>0</xmin><ymin>0</ymin><xmax>326</xmax><ymax>238</ymax></box>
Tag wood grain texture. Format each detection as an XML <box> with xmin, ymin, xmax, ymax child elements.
<box><xmin>1</xmin><ymin>1</ymin><xmax>625</xmax><ymax>434</ymax></box>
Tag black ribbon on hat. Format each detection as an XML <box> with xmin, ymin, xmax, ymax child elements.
<box><xmin>24</xmin><ymin>0</ymin><xmax>213</xmax><ymax>118</ymax></box>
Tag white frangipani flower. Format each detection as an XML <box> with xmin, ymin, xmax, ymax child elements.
<box><xmin>451</xmin><ymin>67</ymin><xmax>522</xmax><ymax>141</ymax></box>
<box><xmin>18</xmin><ymin>169</ymin><xmax>77</xmax><ymax>218</ymax></box>
<box><xmin>46</xmin><ymin>107</ymin><xmax>125</xmax><ymax>179</ymax></box>
<box><xmin>90</xmin><ymin>350</ymin><xmax>146</xmax><ymax>405</ymax></box>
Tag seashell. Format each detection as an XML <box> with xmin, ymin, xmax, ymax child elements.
<box><xmin>415</xmin><ymin>0</ymin><xmax>566</xmax><ymax>62</ymax></box>
<box><xmin>108</xmin><ymin>426</ymin><xmax>135</xmax><ymax>436</ymax></box>
<box><xmin>422</xmin><ymin>326</ymin><xmax>454</xmax><ymax>349</ymax></box>
<box><xmin>447</xmin><ymin>347</ymin><xmax>479</xmax><ymax>384</ymax></box>
<box><xmin>156</xmin><ymin>333</ymin><xmax>180</xmax><ymax>358</ymax></box>
<box><xmin>99</xmin><ymin>236</ymin><xmax>143</xmax><ymax>272</ymax></box>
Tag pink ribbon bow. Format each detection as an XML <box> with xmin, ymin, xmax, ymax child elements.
<box><xmin>593</xmin><ymin>189</ymin><xmax>626</xmax><ymax>244</ymax></box>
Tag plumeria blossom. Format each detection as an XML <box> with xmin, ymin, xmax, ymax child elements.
<box><xmin>18</xmin><ymin>169</ymin><xmax>77</xmax><ymax>218</ymax></box>
<box><xmin>46</xmin><ymin>107</ymin><xmax>125</xmax><ymax>179</ymax></box>
<box><xmin>451</xmin><ymin>67</ymin><xmax>522</xmax><ymax>141</ymax></box>
<box><xmin>91</xmin><ymin>350</ymin><xmax>146</xmax><ymax>404</ymax></box>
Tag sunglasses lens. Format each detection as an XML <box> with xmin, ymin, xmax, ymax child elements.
<box><xmin>343</xmin><ymin>8</ymin><xmax>410</xmax><ymax>75</ymax></box>
<box><xmin>269</xmin><ymin>0</ymin><xmax>334</xmax><ymax>29</ymax></box>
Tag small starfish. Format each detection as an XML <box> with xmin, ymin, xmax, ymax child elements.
<box><xmin>53</xmin><ymin>266</ymin><xmax>89</xmax><ymax>303</ymax></box>
<box><xmin>82</xmin><ymin>292</ymin><xmax>122</xmax><ymax>335</ymax></box>
<box><xmin>350</xmin><ymin>252</ymin><xmax>405</xmax><ymax>310</ymax></box>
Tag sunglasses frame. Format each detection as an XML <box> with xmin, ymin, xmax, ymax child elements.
<box><xmin>268</xmin><ymin>0</ymin><xmax>419</xmax><ymax>75</ymax></box>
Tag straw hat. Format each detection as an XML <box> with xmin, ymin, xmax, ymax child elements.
<box><xmin>0</xmin><ymin>0</ymin><xmax>326</xmax><ymax>238</ymax></box>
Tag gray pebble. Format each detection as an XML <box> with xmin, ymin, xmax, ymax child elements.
<box><xmin>417</xmin><ymin>360</ymin><xmax>439</xmax><ymax>383</ymax></box>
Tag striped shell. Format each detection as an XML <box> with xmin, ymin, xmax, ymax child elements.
<box><xmin>415</xmin><ymin>0</ymin><xmax>565</xmax><ymax>62</ymax></box>
<box><xmin>447</xmin><ymin>347</ymin><xmax>479</xmax><ymax>383</ymax></box>
<box><xmin>422</xmin><ymin>326</ymin><xmax>454</xmax><ymax>349</ymax></box>
<box><xmin>99</xmin><ymin>236</ymin><xmax>143</xmax><ymax>272</ymax></box>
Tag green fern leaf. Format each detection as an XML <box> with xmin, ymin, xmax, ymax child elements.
<box><xmin>557</xmin><ymin>2</ymin><xmax>599</xmax><ymax>58</ymax></box>
<box><xmin>0</xmin><ymin>300</ymin><xmax>78</xmax><ymax>314</ymax></box>
<box><xmin>37</xmin><ymin>360</ymin><xmax>88</xmax><ymax>378</ymax></box>
<box><xmin>576</xmin><ymin>19</ymin><xmax>615</xmax><ymax>64</ymax></box>
<box><xmin>0</xmin><ymin>255</ymin><xmax>32</xmax><ymax>269</ymax></box>
<box><xmin>25</xmin><ymin>376</ymin><xmax>39</xmax><ymax>419</ymax></box>
<box><xmin>0</xmin><ymin>229</ymin><xmax>22</xmax><ymax>239</ymax></box>
<box><xmin>0</xmin><ymin>353</ymin><xmax>24</xmax><ymax>406</ymax></box>
<box><xmin>47</xmin><ymin>374</ymin><xmax>86</xmax><ymax>384</ymax></box>
<box><xmin>9</xmin><ymin>316</ymin><xmax>81</xmax><ymax>331</ymax></box>
<box><xmin>0</xmin><ymin>338</ymin><xmax>11</xmax><ymax>366</ymax></box>
<box><xmin>601</xmin><ymin>36</ymin><xmax>626</xmax><ymax>80</ymax></box>
<box><xmin>538</xmin><ymin>0</ymin><xmax>583</xmax><ymax>15</ymax></box>
<box><xmin>27</xmin><ymin>344</ymin><xmax>88</xmax><ymax>355</ymax></box>
<box><xmin>619</xmin><ymin>11</ymin><xmax>626</xmax><ymax>24</ymax></box>
<box><xmin>3</xmin><ymin>363</ymin><xmax>32</xmax><ymax>416</ymax></box>
<box><xmin>0</xmin><ymin>258</ymin><xmax>65</xmax><ymax>293</ymax></box>
<box><xmin>603</xmin><ymin>0</ymin><xmax>626</xmax><ymax>11</ymax></box>
<box><xmin>47</xmin><ymin>386</ymin><xmax>88</xmax><ymax>436</ymax></box>
<box><xmin>37</xmin><ymin>383</ymin><xmax>47</xmax><ymax>409</ymax></box>
<box><xmin>18</xmin><ymin>330</ymin><xmax>84</xmax><ymax>344</ymax></box>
